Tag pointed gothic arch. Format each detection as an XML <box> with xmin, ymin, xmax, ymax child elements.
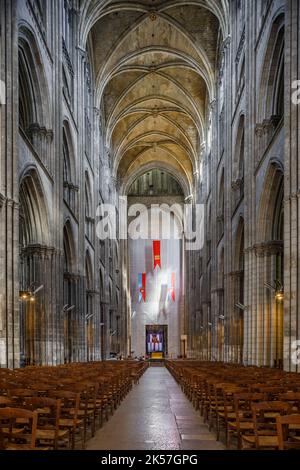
<box><xmin>19</xmin><ymin>167</ymin><xmax>50</xmax><ymax>248</ymax></box>
<box><xmin>257</xmin><ymin>159</ymin><xmax>284</xmax><ymax>243</ymax></box>
<box><xmin>18</xmin><ymin>24</ymin><xmax>51</xmax><ymax>133</ymax></box>
<box><xmin>257</xmin><ymin>12</ymin><xmax>285</xmax><ymax>124</ymax></box>
<box><xmin>19</xmin><ymin>167</ymin><xmax>50</xmax><ymax>366</ymax></box>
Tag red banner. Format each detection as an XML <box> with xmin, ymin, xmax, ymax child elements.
<box><xmin>170</xmin><ymin>272</ymin><xmax>175</xmax><ymax>302</ymax></box>
<box><xmin>138</xmin><ymin>272</ymin><xmax>146</xmax><ymax>302</ymax></box>
<box><xmin>153</xmin><ymin>240</ymin><xmax>161</xmax><ymax>269</ymax></box>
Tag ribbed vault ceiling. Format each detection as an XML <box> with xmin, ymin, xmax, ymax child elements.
<box><xmin>82</xmin><ymin>1</ymin><xmax>227</xmax><ymax>193</ymax></box>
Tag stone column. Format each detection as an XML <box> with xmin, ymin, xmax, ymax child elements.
<box><xmin>19</xmin><ymin>244</ymin><xmax>61</xmax><ymax>365</ymax></box>
<box><xmin>255</xmin><ymin>244</ymin><xmax>265</xmax><ymax>366</ymax></box>
<box><xmin>228</xmin><ymin>271</ymin><xmax>243</xmax><ymax>363</ymax></box>
<box><xmin>242</xmin><ymin>0</ymin><xmax>257</xmax><ymax>367</ymax></box>
<box><xmin>284</xmin><ymin>0</ymin><xmax>300</xmax><ymax>372</ymax></box>
<box><xmin>0</xmin><ymin>1</ymin><xmax>19</xmax><ymax>368</ymax></box>
<box><xmin>119</xmin><ymin>237</ymin><xmax>129</xmax><ymax>358</ymax></box>
<box><xmin>247</xmin><ymin>241</ymin><xmax>284</xmax><ymax>367</ymax></box>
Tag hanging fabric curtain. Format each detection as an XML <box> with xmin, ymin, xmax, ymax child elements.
<box><xmin>167</xmin><ymin>272</ymin><xmax>175</xmax><ymax>302</ymax></box>
<box><xmin>138</xmin><ymin>272</ymin><xmax>146</xmax><ymax>302</ymax></box>
<box><xmin>153</xmin><ymin>240</ymin><xmax>161</xmax><ymax>269</ymax></box>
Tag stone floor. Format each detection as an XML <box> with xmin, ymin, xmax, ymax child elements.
<box><xmin>87</xmin><ymin>366</ymin><xmax>225</xmax><ymax>450</ymax></box>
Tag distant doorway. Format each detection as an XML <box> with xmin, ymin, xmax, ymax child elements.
<box><xmin>146</xmin><ymin>325</ymin><xmax>168</xmax><ymax>359</ymax></box>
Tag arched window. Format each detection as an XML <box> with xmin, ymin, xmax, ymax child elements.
<box><xmin>18</xmin><ymin>27</ymin><xmax>48</xmax><ymax>128</ymax></box>
<box><xmin>18</xmin><ymin>48</ymin><xmax>36</xmax><ymax>134</ymax></box>
<box><xmin>63</xmin><ymin>221</ymin><xmax>76</xmax><ymax>303</ymax></box>
<box><xmin>85</xmin><ymin>173</ymin><xmax>92</xmax><ymax>219</ymax></box>
<box><xmin>236</xmin><ymin>116</ymin><xmax>245</xmax><ymax>180</ymax></box>
<box><xmin>63</xmin><ymin>220</ymin><xmax>76</xmax><ymax>363</ymax></box>
<box><xmin>233</xmin><ymin>115</ymin><xmax>245</xmax><ymax>209</ymax></box>
<box><xmin>85</xmin><ymin>171</ymin><xmax>94</xmax><ymax>243</ymax></box>
<box><xmin>86</xmin><ymin>250</ymin><xmax>95</xmax><ymax>361</ymax></box>
<box><xmin>273</xmin><ymin>45</ymin><xmax>284</xmax><ymax>119</ymax></box>
<box><xmin>217</xmin><ymin>246</ymin><xmax>225</xmax><ymax>360</ymax></box>
<box><xmin>109</xmin><ymin>282</ymin><xmax>113</xmax><ymax>305</ymax></box>
<box><xmin>99</xmin><ymin>267</ymin><xmax>105</xmax><ymax>301</ymax></box>
<box><xmin>271</xmin><ymin>172</ymin><xmax>284</xmax><ymax>368</ymax></box>
<box><xmin>218</xmin><ymin>170</ymin><xmax>224</xmax><ymax>216</ymax></box>
<box><xmin>206</xmin><ymin>202</ymin><xmax>212</xmax><ymax>260</ymax></box>
<box><xmin>63</xmin><ymin>122</ymin><xmax>78</xmax><ymax>214</ymax></box>
<box><xmin>85</xmin><ymin>251</ymin><xmax>94</xmax><ymax>327</ymax></box>
<box><xmin>18</xmin><ymin>26</ymin><xmax>51</xmax><ymax>165</ymax></box>
<box><xmin>19</xmin><ymin>169</ymin><xmax>49</xmax><ymax>366</ymax></box>
<box><xmin>219</xmin><ymin>247</ymin><xmax>224</xmax><ymax>289</ymax></box>
<box><xmin>63</xmin><ymin>132</ymin><xmax>71</xmax><ymax>186</ymax></box>
<box><xmin>233</xmin><ymin>217</ymin><xmax>244</xmax><ymax>364</ymax></box>
<box><xmin>257</xmin><ymin>13</ymin><xmax>284</xmax><ymax>136</ymax></box>
<box><xmin>272</xmin><ymin>176</ymin><xmax>284</xmax><ymax>283</ymax></box>
<box><xmin>19</xmin><ymin>169</ymin><xmax>49</xmax><ymax>247</ymax></box>
<box><xmin>114</xmin><ymin>241</ymin><xmax>119</xmax><ymax>267</ymax></box>
<box><xmin>63</xmin><ymin>224</ymin><xmax>72</xmax><ymax>275</ymax></box>
<box><xmin>257</xmin><ymin>160</ymin><xmax>284</xmax><ymax>368</ymax></box>
<box><xmin>84</xmin><ymin>56</ymin><xmax>92</xmax><ymax>159</ymax></box>
<box><xmin>217</xmin><ymin>169</ymin><xmax>225</xmax><ymax>240</ymax></box>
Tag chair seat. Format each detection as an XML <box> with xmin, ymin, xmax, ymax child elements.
<box><xmin>75</xmin><ymin>409</ymin><xmax>94</xmax><ymax>417</ymax></box>
<box><xmin>1</xmin><ymin>426</ymin><xmax>25</xmax><ymax>435</ymax></box>
<box><xmin>242</xmin><ymin>435</ymin><xmax>278</xmax><ymax>448</ymax></box>
<box><xmin>36</xmin><ymin>428</ymin><xmax>69</xmax><ymax>440</ymax></box>
<box><xmin>87</xmin><ymin>404</ymin><xmax>96</xmax><ymax>410</ymax></box>
<box><xmin>265</xmin><ymin>412</ymin><xmax>280</xmax><ymax>418</ymax></box>
<box><xmin>0</xmin><ymin>397</ymin><xmax>12</xmax><ymax>406</ymax></box>
<box><xmin>290</xmin><ymin>424</ymin><xmax>300</xmax><ymax>430</ymax></box>
<box><xmin>228</xmin><ymin>421</ymin><xmax>254</xmax><ymax>430</ymax></box>
<box><xmin>16</xmin><ymin>418</ymin><xmax>29</xmax><ymax>424</ymax></box>
<box><xmin>59</xmin><ymin>418</ymin><xmax>84</xmax><ymax>427</ymax></box>
<box><xmin>95</xmin><ymin>400</ymin><xmax>107</xmax><ymax>406</ymax></box>
<box><xmin>36</xmin><ymin>407</ymin><xmax>51</xmax><ymax>415</ymax></box>
<box><xmin>5</xmin><ymin>444</ymin><xmax>50</xmax><ymax>451</ymax></box>
<box><xmin>218</xmin><ymin>411</ymin><xmax>235</xmax><ymax>419</ymax></box>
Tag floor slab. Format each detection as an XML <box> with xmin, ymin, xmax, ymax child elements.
<box><xmin>86</xmin><ymin>366</ymin><xmax>225</xmax><ymax>450</ymax></box>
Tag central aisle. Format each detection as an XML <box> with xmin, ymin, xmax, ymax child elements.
<box><xmin>87</xmin><ymin>366</ymin><xmax>224</xmax><ymax>450</ymax></box>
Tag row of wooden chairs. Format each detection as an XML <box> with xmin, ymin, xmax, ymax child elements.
<box><xmin>0</xmin><ymin>360</ymin><xmax>148</xmax><ymax>450</ymax></box>
<box><xmin>166</xmin><ymin>360</ymin><xmax>300</xmax><ymax>450</ymax></box>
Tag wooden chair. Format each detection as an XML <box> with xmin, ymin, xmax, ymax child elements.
<box><xmin>227</xmin><ymin>393</ymin><xmax>265</xmax><ymax>449</ymax></box>
<box><xmin>279</xmin><ymin>392</ymin><xmax>300</xmax><ymax>413</ymax></box>
<box><xmin>0</xmin><ymin>407</ymin><xmax>42</xmax><ymax>450</ymax></box>
<box><xmin>242</xmin><ymin>402</ymin><xmax>292</xmax><ymax>450</ymax></box>
<box><xmin>49</xmin><ymin>390</ymin><xmax>84</xmax><ymax>449</ymax></box>
<box><xmin>0</xmin><ymin>397</ymin><xmax>13</xmax><ymax>407</ymax></box>
<box><xmin>24</xmin><ymin>397</ymin><xmax>69</xmax><ymax>450</ymax></box>
<box><xmin>276</xmin><ymin>414</ymin><xmax>300</xmax><ymax>450</ymax></box>
<box><xmin>7</xmin><ymin>388</ymin><xmax>38</xmax><ymax>405</ymax></box>
<box><xmin>215</xmin><ymin>384</ymin><xmax>243</xmax><ymax>441</ymax></box>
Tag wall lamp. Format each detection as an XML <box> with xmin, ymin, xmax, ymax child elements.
<box><xmin>275</xmin><ymin>290</ymin><xmax>284</xmax><ymax>301</ymax></box>
<box><xmin>86</xmin><ymin>312</ymin><xmax>95</xmax><ymax>321</ymax></box>
<box><xmin>19</xmin><ymin>290</ymin><xmax>32</xmax><ymax>301</ymax></box>
<box><xmin>62</xmin><ymin>304</ymin><xmax>75</xmax><ymax>314</ymax></box>
<box><xmin>264</xmin><ymin>280</ymin><xmax>284</xmax><ymax>301</ymax></box>
<box><xmin>235</xmin><ymin>302</ymin><xmax>247</xmax><ymax>311</ymax></box>
<box><xmin>19</xmin><ymin>284</ymin><xmax>44</xmax><ymax>302</ymax></box>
